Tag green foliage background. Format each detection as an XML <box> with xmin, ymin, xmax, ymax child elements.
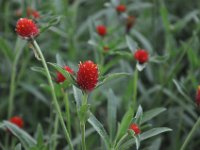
<box><xmin>0</xmin><ymin>0</ymin><xmax>200</xmax><ymax>149</ymax></box>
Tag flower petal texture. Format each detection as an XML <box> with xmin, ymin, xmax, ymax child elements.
<box><xmin>116</xmin><ymin>5</ymin><xmax>126</xmax><ymax>12</ymax></box>
<box><xmin>77</xmin><ymin>60</ymin><xmax>98</xmax><ymax>92</ymax></box>
<box><xmin>129</xmin><ymin>123</ymin><xmax>141</xmax><ymax>135</ymax></box>
<box><xmin>96</xmin><ymin>25</ymin><xmax>107</xmax><ymax>36</ymax></box>
<box><xmin>134</xmin><ymin>49</ymin><xmax>149</xmax><ymax>64</ymax></box>
<box><xmin>16</xmin><ymin>18</ymin><xmax>39</xmax><ymax>39</ymax></box>
<box><xmin>9</xmin><ymin>116</ymin><xmax>24</xmax><ymax>128</ymax></box>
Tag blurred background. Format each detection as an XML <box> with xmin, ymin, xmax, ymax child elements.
<box><xmin>0</xmin><ymin>0</ymin><xmax>200</xmax><ymax>149</ymax></box>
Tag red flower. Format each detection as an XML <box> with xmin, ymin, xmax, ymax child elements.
<box><xmin>16</xmin><ymin>18</ymin><xmax>39</xmax><ymax>39</ymax></box>
<box><xmin>56</xmin><ymin>66</ymin><xmax>74</xmax><ymax>83</ymax></box>
<box><xmin>116</xmin><ymin>5</ymin><xmax>126</xmax><ymax>13</ymax></box>
<box><xmin>77</xmin><ymin>60</ymin><xmax>98</xmax><ymax>92</ymax></box>
<box><xmin>96</xmin><ymin>25</ymin><xmax>107</xmax><ymax>37</ymax></box>
<box><xmin>196</xmin><ymin>86</ymin><xmax>200</xmax><ymax>106</ymax></box>
<box><xmin>9</xmin><ymin>116</ymin><xmax>24</xmax><ymax>128</ymax></box>
<box><xmin>26</xmin><ymin>7</ymin><xmax>40</xmax><ymax>19</ymax></box>
<box><xmin>126</xmin><ymin>16</ymin><xmax>136</xmax><ymax>33</ymax></box>
<box><xmin>134</xmin><ymin>49</ymin><xmax>149</xmax><ymax>64</ymax></box>
<box><xmin>129</xmin><ymin>123</ymin><xmax>141</xmax><ymax>135</ymax></box>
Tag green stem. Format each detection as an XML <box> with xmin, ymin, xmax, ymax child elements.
<box><xmin>80</xmin><ymin>93</ymin><xmax>88</xmax><ymax>150</ymax></box>
<box><xmin>132</xmin><ymin>69</ymin><xmax>138</xmax><ymax>112</ymax></box>
<box><xmin>115</xmin><ymin>133</ymin><xmax>128</xmax><ymax>149</ymax></box>
<box><xmin>31</xmin><ymin>40</ymin><xmax>74</xmax><ymax>150</ymax></box>
<box><xmin>64</xmin><ymin>91</ymin><xmax>71</xmax><ymax>138</ymax></box>
<box><xmin>180</xmin><ymin>117</ymin><xmax>200</xmax><ymax>150</ymax></box>
<box><xmin>81</xmin><ymin>123</ymin><xmax>86</xmax><ymax>150</ymax></box>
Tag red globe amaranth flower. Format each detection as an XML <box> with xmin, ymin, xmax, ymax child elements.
<box><xmin>129</xmin><ymin>123</ymin><xmax>141</xmax><ymax>135</ymax></box>
<box><xmin>9</xmin><ymin>116</ymin><xmax>24</xmax><ymax>128</ymax></box>
<box><xmin>16</xmin><ymin>18</ymin><xmax>39</xmax><ymax>39</ymax></box>
<box><xmin>96</xmin><ymin>25</ymin><xmax>107</xmax><ymax>37</ymax></box>
<box><xmin>77</xmin><ymin>61</ymin><xmax>98</xmax><ymax>92</ymax></box>
<box><xmin>196</xmin><ymin>86</ymin><xmax>200</xmax><ymax>106</ymax></box>
<box><xmin>134</xmin><ymin>49</ymin><xmax>149</xmax><ymax>64</ymax></box>
<box><xmin>56</xmin><ymin>66</ymin><xmax>74</xmax><ymax>83</ymax></box>
<box><xmin>116</xmin><ymin>5</ymin><xmax>126</xmax><ymax>13</ymax></box>
<box><xmin>126</xmin><ymin>16</ymin><xmax>136</xmax><ymax>33</ymax></box>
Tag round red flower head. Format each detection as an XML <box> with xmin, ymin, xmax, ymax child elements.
<box><xmin>129</xmin><ymin>123</ymin><xmax>141</xmax><ymax>135</ymax></box>
<box><xmin>96</xmin><ymin>25</ymin><xmax>107</xmax><ymax>37</ymax></box>
<box><xmin>56</xmin><ymin>66</ymin><xmax>74</xmax><ymax>83</ymax></box>
<box><xmin>9</xmin><ymin>116</ymin><xmax>24</xmax><ymax>128</ymax></box>
<box><xmin>116</xmin><ymin>4</ymin><xmax>126</xmax><ymax>13</ymax></box>
<box><xmin>134</xmin><ymin>49</ymin><xmax>149</xmax><ymax>64</ymax></box>
<box><xmin>16</xmin><ymin>18</ymin><xmax>39</xmax><ymax>39</ymax></box>
<box><xmin>196</xmin><ymin>86</ymin><xmax>200</xmax><ymax>106</ymax></box>
<box><xmin>77</xmin><ymin>60</ymin><xmax>98</xmax><ymax>92</ymax></box>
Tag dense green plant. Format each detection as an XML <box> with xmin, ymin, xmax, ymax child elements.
<box><xmin>0</xmin><ymin>0</ymin><xmax>200</xmax><ymax>150</ymax></box>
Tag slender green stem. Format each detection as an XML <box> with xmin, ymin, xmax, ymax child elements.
<box><xmin>64</xmin><ymin>91</ymin><xmax>71</xmax><ymax>138</ymax></box>
<box><xmin>31</xmin><ymin>40</ymin><xmax>74</xmax><ymax>150</ymax></box>
<box><xmin>115</xmin><ymin>133</ymin><xmax>128</xmax><ymax>149</ymax></box>
<box><xmin>80</xmin><ymin>93</ymin><xmax>88</xmax><ymax>150</ymax></box>
<box><xmin>81</xmin><ymin>123</ymin><xmax>86</xmax><ymax>150</ymax></box>
<box><xmin>180</xmin><ymin>117</ymin><xmax>200</xmax><ymax>150</ymax></box>
<box><xmin>133</xmin><ymin>69</ymin><xmax>138</xmax><ymax>112</ymax></box>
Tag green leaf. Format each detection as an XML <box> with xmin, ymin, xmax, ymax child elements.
<box><xmin>31</xmin><ymin>67</ymin><xmax>46</xmax><ymax>76</ymax></box>
<box><xmin>78</xmin><ymin>104</ymin><xmax>90</xmax><ymax>123</ymax></box>
<box><xmin>126</xmin><ymin>35</ymin><xmax>138</xmax><ymax>53</ymax></box>
<box><xmin>35</xmin><ymin>124</ymin><xmax>44</xmax><ymax>147</ymax></box>
<box><xmin>134</xmin><ymin>105</ymin><xmax>143</xmax><ymax>125</ymax></box>
<box><xmin>20</xmin><ymin>83</ymin><xmax>49</xmax><ymax>105</ymax></box>
<box><xmin>150</xmin><ymin>54</ymin><xmax>169</xmax><ymax>63</ymax></box>
<box><xmin>0</xmin><ymin>37</ymin><xmax>14</xmax><ymax>61</ymax></box>
<box><xmin>140</xmin><ymin>127</ymin><xmax>172</xmax><ymax>141</ymax></box>
<box><xmin>115</xmin><ymin>107</ymin><xmax>134</xmax><ymax>142</ymax></box>
<box><xmin>3</xmin><ymin>121</ymin><xmax>36</xmax><ymax>149</ymax></box>
<box><xmin>73</xmin><ymin>85</ymin><xmax>83</xmax><ymax>108</ymax></box>
<box><xmin>106</xmin><ymin>89</ymin><xmax>117</xmax><ymax>141</ymax></box>
<box><xmin>48</xmin><ymin>62</ymin><xmax>74</xmax><ymax>84</ymax></box>
<box><xmin>131</xmin><ymin>29</ymin><xmax>153</xmax><ymax>53</ymax></box>
<box><xmin>14</xmin><ymin>144</ymin><xmax>22</xmax><ymax>150</ymax></box>
<box><xmin>97</xmin><ymin>73</ymin><xmax>131</xmax><ymax>88</ymax></box>
<box><xmin>88</xmin><ymin>112</ymin><xmax>110</xmax><ymax>147</ymax></box>
<box><xmin>141</xmin><ymin>108</ymin><xmax>166</xmax><ymax>124</ymax></box>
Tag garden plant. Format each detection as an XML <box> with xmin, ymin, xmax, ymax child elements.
<box><xmin>0</xmin><ymin>0</ymin><xmax>200</xmax><ymax>150</ymax></box>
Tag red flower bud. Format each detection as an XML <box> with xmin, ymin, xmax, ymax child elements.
<box><xmin>56</xmin><ymin>66</ymin><xmax>74</xmax><ymax>83</ymax></box>
<box><xmin>96</xmin><ymin>25</ymin><xmax>107</xmax><ymax>37</ymax></box>
<box><xmin>77</xmin><ymin>60</ymin><xmax>98</xmax><ymax>92</ymax></box>
<box><xmin>16</xmin><ymin>18</ymin><xmax>39</xmax><ymax>39</ymax></box>
<box><xmin>134</xmin><ymin>49</ymin><xmax>149</xmax><ymax>64</ymax></box>
<box><xmin>26</xmin><ymin>7</ymin><xmax>40</xmax><ymax>19</ymax></box>
<box><xmin>126</xmin><ymin>16</ymin><xmax>136</xmax><ymax>33</ymax></box>
<box><xmin>116</xmin><ymin>5</ymin><xmax>126</xmax><ymax>13</ymax></box>
<box><xmin>196</xmin><ymin>86</ymin><xmax>200</xmax><ymax>106</ymax></box>
<box><xmin>129</xmin><ymin>123</ymin><xmax>141</xmax><ymax>135</ymax></box>
<box><xmin>103</xmin><ymin>46</ymin><xmax>109</xmax><ymax>52</ymax></box>
<box><xmin>9</xmin><ymin>116</ymin><xmax>24</xmax><ymax>128</ymax></box>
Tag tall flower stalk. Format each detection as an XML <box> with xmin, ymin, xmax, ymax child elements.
<box><xmin>31</xmin><ymin>39</ymin><xmax>74</xmax><ymax>150</ymax></box>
